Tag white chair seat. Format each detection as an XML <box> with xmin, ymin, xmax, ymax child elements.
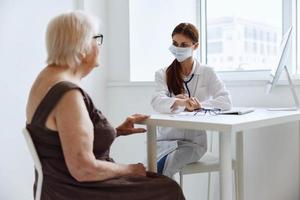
<box><xmin>181</xmin><ymin>153</ymin><xmax>236</xmax><ymax>175</ymax></box>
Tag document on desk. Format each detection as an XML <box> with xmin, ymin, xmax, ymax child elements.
<box><xmin>169</xmin><ymin>111</ymin><xmax>197</xmax><ymax>117</ymax></box>
<box><xmin>219</xmin><ymin>107</ymin><xmax>255</xmax><ymax>115</ymax></box>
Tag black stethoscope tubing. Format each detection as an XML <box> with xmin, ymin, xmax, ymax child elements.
<box><xmin>183</xmin><ymin>73</ymin><xmax>194</xmax><ymax>98</ymax></box>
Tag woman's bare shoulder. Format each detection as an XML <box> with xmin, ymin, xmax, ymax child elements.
<box><xmin>26</xmin><ymin>67</ymin><xmax>68</xmax><ymax>123</ymax></box>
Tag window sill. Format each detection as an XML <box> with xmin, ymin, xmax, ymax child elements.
<box><xmin>107</xmin><ymin>79</ymin><xmax>300</xmax><ymax>88</ymax></box>
<box><xmin>107</xmin><ymin>70</ymin><xmax>300</xmax><ymax>87</ymax></box>
<box><xmin>107</xmin><ymin>80</ymin><xmax>268</xmax><ymax>87</ymax></box>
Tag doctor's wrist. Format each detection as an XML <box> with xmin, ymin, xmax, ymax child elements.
<box><xmin>173</xmin><ymin>98</ymin><xmax>186</xmax><ymax>107</ymax></box>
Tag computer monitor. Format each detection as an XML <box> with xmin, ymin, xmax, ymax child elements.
<box><xmin>265</xmin><ymin>26</ymin><xmax>299</xmax><ymax>110</ymax></box>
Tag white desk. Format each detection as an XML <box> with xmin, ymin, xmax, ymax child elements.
<box><xmin>140</xmin><ymin>108</ymin><xmax>300</xmax><ymax>200</ymax></box>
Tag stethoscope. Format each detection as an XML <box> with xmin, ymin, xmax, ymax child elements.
<box><xmin>183</xmin><ymin>73</ymin><xmax>195</xmax><ymax>98</ymax></box>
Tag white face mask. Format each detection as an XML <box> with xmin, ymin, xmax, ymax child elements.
<box><xmin>169</xmin><ymin>44</ymin><xmax>193</xmax><ymax>62</ymax></box>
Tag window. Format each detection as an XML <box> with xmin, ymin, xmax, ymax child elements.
<box><xmin>208</xmin><ymin>42</ymin><xmax>223</xmax><ymax>54</ymax></box>
<box><xmin>253</xmin><ymin>43</ymin><xmax>257</xmax><ymax>54</ymax></box>
<box><xmin>297</xmin><ymin>1</ymin><xmax>300</xmax><ymax>73</ymax></box>
<box><xmin>260</xmin><ymin>44</ymin><xmax>265</xmax><ymax>54</ymax></box>
<box><xmin>129</xmin><ymin>0</ymin><xmax>197</xmax><ymax>81</ymax></box>
<box><xmin>259</xmin><ymin>30</ymin><xmax>265</xmax><ymax>41</ymax></box>
<box><xmin>207</xmin><ymin>0</ymin><xmax>282</xmax><ymax>71</ymax></box>
<box><xmin>128</xmin><ymin>0</ymin><xmax>300</xmax><ymax>81</ymax></box>
<box><xmin>207</xmin><ymin>27</ymin><xmax>223</xmax><ymax>39</ymax></box>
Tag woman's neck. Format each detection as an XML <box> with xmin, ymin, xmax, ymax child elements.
<box><xmin>47</xmin><ymin>64</ymin><xmax>84</xmax><ymax>82</ymax></box>
<box><xmin>180</xmin><ymin>58</ymin><xmax>194</xmax><ymax>76</ymax></box>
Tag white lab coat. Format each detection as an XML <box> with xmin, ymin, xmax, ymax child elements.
<box><xmin>151</xmin><ymin>59</ymin><xmax>232</xmax><ymax>177</ymax></box>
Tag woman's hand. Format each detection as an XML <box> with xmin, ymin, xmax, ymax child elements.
<box><xmin>122</xmin><ymin>163</ymin><xmax>146</xmax><ymax>177</ymax></box>
<box><xmin>172</xmin><ymin>93</ymin><xmax>188</xmax><ymax>109</ymax></box>
<box><xmin>175</xmin><ymin>94</ymin><xmax>189</xmax><ymax>99</ymax></box>
<box><xmin>174</xmin><ymin>95</ymin><xmax>201</xmax><ymax>112</ymax></box>
<box><xmin>185</xmin><ymin>97</ymin><xmax>201</xmax><ymax>111</ymax></box>
<box><xmin>116</xmin><ymin>114</ymin><xmax>150</xmax><ymax>136</ymax></box>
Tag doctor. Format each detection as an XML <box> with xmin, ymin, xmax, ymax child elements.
<box><xmin>151</xmin><ymin>23</ymin><xmax>232</xmax><ymax>178</ymax></box>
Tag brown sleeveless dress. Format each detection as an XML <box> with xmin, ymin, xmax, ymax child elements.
<box><xmin>26</xmin><ymin>81</ymin><xmax>185</xmax><ymax>200</ymax></box>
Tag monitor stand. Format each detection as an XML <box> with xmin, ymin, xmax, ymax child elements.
<box><xmin>267</xmin><ymin>65</ymin><xmax>300</xmax><ymax>111</ymax></box>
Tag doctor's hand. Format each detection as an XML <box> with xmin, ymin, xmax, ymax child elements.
<box><xmin>173</xmin><ymin>94</ymin><xmax>189</xmax><ymax>109</ymax></box>
<box><xmin>184</xmin><ymin>97</ymin><xmax>201</xmax><ymax>111</ymax></box>
<box><xmin>174</xmin><ymin>96</ymin><xmax>201</xmax><ymax>111</ymax></box>
<box><xmin>116</xmin><ymin>114</ymin><xmax>149</xmax><ymax>136</ymax></box>
<box><xmin>175</xmin><ymin>94</ymin><xmax>189</xmax><ymax>99</ymax></box>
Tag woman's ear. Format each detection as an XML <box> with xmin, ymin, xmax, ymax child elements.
<box><xmin>79</xmin><ymin>52</ymin><xmax>87</xmax><ymax>63</ymax></box>
<box><xmin>80</xmin><ymin>52</ymin><xmax>86</xmax><ymax>59</ymax></box>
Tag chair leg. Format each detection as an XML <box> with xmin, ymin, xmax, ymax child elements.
<box><xmin>236</xmin><ymin>131</ymin><xmax>244</xmax><ymax>200</ymax></box>
<box><xmin>179</xmin><ymin>171</ymin><xmax>183</xmax><ymax>188</ymax></box>
<box><xmin>234</xmin><ymin>169</ymin><xmax>238</xmax><ymax>200</ymax></box>
<box><xmin>207</xmin><ymin>172</ymin><xmax>211</xmax><ymax>200</ymax></box>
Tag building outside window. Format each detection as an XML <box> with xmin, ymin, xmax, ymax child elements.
<box><xmin>207</xmin><ymin>0</ymin><xmax>282</xmax><ymax>71</ymax></box>
<box><xmin>297</xmin><ymin>1</ymin><xmax>300</xmax><ymax>73</ymax></box>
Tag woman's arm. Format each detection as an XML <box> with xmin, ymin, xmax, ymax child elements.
<box><xmin>151</xmin><ymin>70</ymin><xmax>200</xmax><ymax>113</ymax></box>
<box><xmin>200</xmin><ymin>68</ymin><xmax>232</xmax><ymax>110</ymax></box>
<box><xmin>151</xmin><ymin>70</ymin><xmax>184</xmax><ymax>113</ymax></box>
<box><xmin>172</xmin><ymin>95</ymin><xmax>201</xmax><ymax>111</ymax></box>
<box><xmin>55</xmin><ymin>90</ymin><xmax>146</xmax><ymax>182</ymax></box>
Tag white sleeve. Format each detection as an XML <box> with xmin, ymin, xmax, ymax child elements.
<box><xmin>200</xmin><ymin>69</ymin><xmax>232</xmax><ymax>110</ymax></box>
<box><xmin>151</xmin><ymin>70</ymin><xmax>185</xmax><ymax>113</ymax></box>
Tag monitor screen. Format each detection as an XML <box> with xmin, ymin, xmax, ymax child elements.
<box><xmin>265</xmin><ymin>26</ymin><xmax>293</xmax><ymax>94</ymax></box>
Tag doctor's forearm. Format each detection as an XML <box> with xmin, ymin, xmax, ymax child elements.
<box><xmin>172</xmin><ymin>99</ymin><xmax>185</xmax><ymax>108</ymax></box>
<box><xmin>201</xmin><ymin>97</ymin><xmax>232</xmax><ymax>110</ymax></box>
<box><xmin>151</xmin><ymin>96</ymin><xmax>178</xmax><ymax>113</ymax></box>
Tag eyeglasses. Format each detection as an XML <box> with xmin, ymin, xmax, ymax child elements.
<box><xmin>194</xmin><ymin>108</ymin><xmax>221</xmax><ymax>116</ymax></box>
<box><xmin>93</xmin><ymin>34</ymin><xmax>103</xmax><ymax>46</ymax></box>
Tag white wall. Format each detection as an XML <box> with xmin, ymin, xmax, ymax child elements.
<box><xmin>0</xmin><ymin>1</ymin><xmax>74</xmax><ymax>199</ymax></box>
<box><xmin>0</xmin><ymin>0</ymin><xmax>108</xmax><ymax>199</ymax></box>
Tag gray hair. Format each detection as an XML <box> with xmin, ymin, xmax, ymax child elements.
<box><xmin>46</xmin><ymin>11</ymin><xmax>99</xmax><ymax>68</ymax></box>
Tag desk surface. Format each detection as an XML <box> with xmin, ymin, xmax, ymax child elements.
<box><xmin>141</xmin><ymin>108</ymin><xmax>300</xmax><ymax>133</ymax></box>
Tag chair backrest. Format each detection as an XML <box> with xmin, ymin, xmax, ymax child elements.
<box><xmin>23</xmin><ymin>128</ymin><xmax>43</xmax><ymax>200</ymax></box>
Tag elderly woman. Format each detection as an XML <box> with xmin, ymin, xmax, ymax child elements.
<box><xmin>25</xmin><ymin>11</ymin><xmax>185</xmax><ymax>200</ymax></box>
